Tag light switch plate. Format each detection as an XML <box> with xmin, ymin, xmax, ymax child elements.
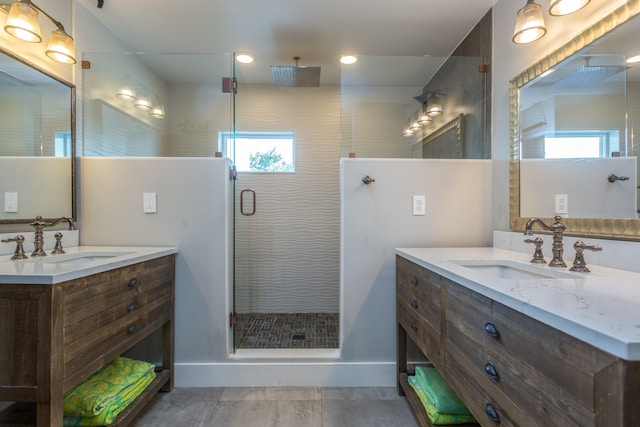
<box><xmin>412</xmin><ymin>195</ymin><xmax>426</xmax><ymax>216</ymax></box>
<box><xmin>4</xmin><ymin>192</ymin><xmax>18</xmax><ymax>213</ymax></box>
<box><xmin>143</xmin><ymin>192</ymin><xmax>157</xmax><ymax>213</ymax></box>
<box><xmin>555</xmin><ymin>194</ymin><xmax>568</xmax><ymax>214</ymax></box>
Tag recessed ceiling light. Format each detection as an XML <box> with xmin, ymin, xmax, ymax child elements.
<box><xmin>236</xmin><ymin>53</ymin><xmax>255</xmax><ymax>64</ymax></box>
<box><xmin>340</xmin><ymin>55</ymin><xmax>358</xmax><ymax>65</ymax></box>
<box><xmin>627</xmin><ymin>54</ymin><xmax>640</xmax><ymax>64</ymax></box>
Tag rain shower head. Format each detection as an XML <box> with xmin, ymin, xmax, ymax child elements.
<box><xmin>270</xmin><ymin>56</ymin><xmax>321</xmax><ymax>87</ymax></box>
<box><xmin>552</xmin><ymin>65</ymin><xmax>626</xmax><ymax>87</ymax></box>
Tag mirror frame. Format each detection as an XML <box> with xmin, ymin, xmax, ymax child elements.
<box><xmin>509</xmin><ymin>0</ymin><xmax>640</xmax><ymax>240</ymax></box>
<box><xmin>0</xmin><ymin>46</ymin><xmax>76</xmax><ymax>226</ymax></box>
<box><xmin>420</xmin><ymin>113</ymin><xmax>465</xmax><ymax>158</ymax></box>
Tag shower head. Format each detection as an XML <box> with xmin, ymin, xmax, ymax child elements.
<box><xmin>270</xmin><ymin>56</ymin><xmax>321</xmax><ymax>87</ymax></box>
<box><xmin>552</xmin><ymin>65</ymin><xmax>626</xmax><ymax>87</ymax></box>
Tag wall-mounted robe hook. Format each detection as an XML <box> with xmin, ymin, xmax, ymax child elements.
<box><xmin>607</xmin><ymin>174</ymin><xmax>630</xmax><ymax>183</ymax></box>
<box><xmin>362</xmin><ymin>176</ymin><xmax>375</xmax><ymax>185</ymax></box>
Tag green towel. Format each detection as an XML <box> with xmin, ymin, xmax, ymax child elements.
<box><xmin>408</xmin><ymin>375</ymin><xmax>477</xmax><ymax>425</ymax></box>
<box><xmin>63</xmin><ymin>357</ymin><xmax>156</xmax><ymax>426</ymax></box>
<box><xmin>415</xmin><ymin>366</ymin><xmax>471</xmax><ymax>416</ymax></box>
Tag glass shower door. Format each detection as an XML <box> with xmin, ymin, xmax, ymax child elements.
<box><xmin>230</xmin><ymin>54</ymin><xmax>341</xmax><ymax>352</ymax></box>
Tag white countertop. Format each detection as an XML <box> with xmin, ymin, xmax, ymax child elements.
<box><xmin>396</xmin><ymin>247</ymin><xmax>640</xmax><ymax>361</ymax></box>
<box><xmin>0</xmin><ymin>246</ymin><xmax>178</xmax><ymax>285</ymax></box>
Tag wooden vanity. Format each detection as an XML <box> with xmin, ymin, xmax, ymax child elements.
<box><xmin>397</xmin><ymin>252</ymin><xmax>640</xmax><ymax>427</ymax></box>
<box><xmin>0</xmin><ymin>250</ymin><xmax>176</xmax><ymax>427</ymax></box>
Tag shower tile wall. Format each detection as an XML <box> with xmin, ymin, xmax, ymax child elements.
<box><xmin>234</xmin><ymin>86</ymin><xmax>341</xmax><ymax>314</ymax></box>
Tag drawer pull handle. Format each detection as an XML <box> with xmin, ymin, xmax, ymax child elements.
<box><xmin>411</xmin><ymin>277</ymin><xmax>418</xmax><ymax>285</ymax></box>
<box><xmin>127</xmin><ymin>324</ymin><xmax>137</xmax><ymax>334</ymax></box>
<box><xmin>484</xmin><ymin>363</ymin><xmax>500</xmax><ymax>381</ymax></box>
<box><xmin>411</xmin><ymin>322</ymin><xmax>418</xmax><ymax>331</ymax></box>
<box><xmin>127</xmin><ymin>303</ymin><xmax>138</xmax><ymax>312</ymax></box>
<box><xmin>484</xmin><ymin>322</ymin><xmax>500</xmax><ymax>339</ymax></box>
<box><xmin>128</xmin><ymin>278</ymin><xmax>138</xmax><ymax>288</ymax></box>
<box><xmin>485</xmin><ymin>403</ymin><xmax>500</xmax><ymax>423</ymax></box>
<box><xmin>411</xmin><ymin>299</ymin><xmax>418</xmax><ymax>309</ymax></box>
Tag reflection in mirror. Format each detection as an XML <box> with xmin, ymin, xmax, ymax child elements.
<box><xmin>510</xmin><ymin>0</ymin><xmax>640</xmax><ymax>239</ymax></box>
<box><xmin>0</xmin><ymin>48</ymin><xmax>74</xmax><ymax>225</ymax></box>
<box><xmin>83</xmin><ymin>53</ymin><xmax>232</xmax><ymax>157</ymax></box>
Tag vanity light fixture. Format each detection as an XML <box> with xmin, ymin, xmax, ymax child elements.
<box><xmin>133</xmin><ymin>95</ymin><xmax>152</xmax><ymax>111</ymax></box>
<box><xmin>149</xmin><ymin>105</ymin><xmax>165</xmax><ymax>119</ymax></box>
<box><xmin>4</xmin><ymin>0</ymin><xmax>40</xmax><ymax>42</ymax></box>
<box><xmin>512</xmin><ymin>0</ymin><xmax>546</xmax><ymax>44</ymax></box>
<box><xmin>402</xmin><ymin>121</ymin><xmax>416</xmax><ymax>136</ymax></box>
<box><xmin>410</xmin><ymin>116</ymin><xmax>421</xmax><ymax>132</ymax></box>
<box><xmin>417</xmin><ymin>107</ymin><xmax>432</xmax><ymax>126</ymax></box>
<box><xmin>426</xmin><ymin>94</ymin><xmax>443</xmax><ymax>117</ymax></box>
<box><xmin>340</xmin><ymin>55</ymin><xmax>358</xmax><ymax>65</ymax></box>
<box><xmin>548</xmin><ymin>0</ymin><xmax>590</xmax><ymax>16</ymax></box>
<box><xmin>2</xmin><ymin>0</ymin><xmax>76</xmax><ymax>63</ymax></box>
<box><xmin>116</xmin><ymin>86</ymin><xmax>137</xmax><ymax>100</ymax></box>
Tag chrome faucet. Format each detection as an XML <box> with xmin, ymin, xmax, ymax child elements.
<box><xmin>31</xmin><ymin>215</ymin><xmax>76</xmax><ymax>257</ymax></box>
<box><xmin>524</xmin><ymin>215</ymin><xmax>567</xmax><ymax>267</ymax></box>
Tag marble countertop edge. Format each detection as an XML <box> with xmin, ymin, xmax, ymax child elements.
<box><xmin>396</xmin><ymin>247</ymin><xmax>640</xmax><ymax>361</ymax></box>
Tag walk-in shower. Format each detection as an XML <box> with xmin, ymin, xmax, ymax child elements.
<box><xmin>230</xmin><ymin>54</ymin><xmax>340</xmax><ymax>352</ymax></box>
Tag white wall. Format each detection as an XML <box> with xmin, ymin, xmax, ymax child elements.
<box><xmin>341</xmin><ymin>159</ymin><xmax>492</xmax><ymax>363</ymax></box>
<box><xmin>79</xmin><ymin>158</ymin><xmax>233</xmax><ymax>362</ymax></box>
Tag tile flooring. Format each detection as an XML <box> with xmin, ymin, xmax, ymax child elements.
<box><xmin>236</xmin><ymin>313</ymin><xmax>339</xmax><ymax>349</ymax></box>
<box><xmin>131</xmin><ymin>387</ymin><xmax>421</xmax><ymax>427</ymax></box>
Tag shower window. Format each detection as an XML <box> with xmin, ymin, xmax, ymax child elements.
<box><xmin>543</xmin><ymin>130</ymin><xmax>620</xmax><ymax>159</ymax></box>
<box><xmin>219</xmin><ymin>131</ymin><xmax>296</xmax><ymax>173</ymax></box>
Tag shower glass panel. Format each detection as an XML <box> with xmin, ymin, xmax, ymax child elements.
<box><xmin>230</xmin><ymin>54</ymin><xmax>341</xmax><ymax>351</ymax></box>
<box><xmin>339</xmin><ymin>51</ymin><xmax>491</xmax><ymax>159</ymax></box>
<box><xmin>82</xmin><ymin>53</ymin><xmax>233</xmax><ymax>157</ymax></box>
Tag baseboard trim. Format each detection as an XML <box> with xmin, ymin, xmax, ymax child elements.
<box><xmin>175</xmin><ymin>361</ymin><xmax>397</xmax><ymax>387</ymax></box>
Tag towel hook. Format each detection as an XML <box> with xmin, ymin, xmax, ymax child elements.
<box><xmin>362</xmin><ymin>175</ymin><xmax>375</xmax><ymax>185</ymax></box>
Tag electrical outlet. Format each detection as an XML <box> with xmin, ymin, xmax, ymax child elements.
<box><xmin>143</xmin><ymin>192</ymin><xmax>157</xmax><ymax>213</ymax></box>
<box><xmin>4</xmin><ymin>192</ymin><xmax>18</xmax><ymax>213</ymax></box>
<box><xmin>412</xmin><ymin>195</ymin><xmax>426</xmax><ymax>216</ymax></box>
<box><xmin>555</xmin><ymin>194</ymin><xmax>568</xmax><ymax>215</ymax></box>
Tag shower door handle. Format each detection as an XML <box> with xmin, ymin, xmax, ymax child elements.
<box><xmin>240</xmin><ymin>189</ymin><xmax>256</xmax><ymax>216</ymax></box>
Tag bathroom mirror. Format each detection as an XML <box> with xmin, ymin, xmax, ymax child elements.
<box><xmin>510</xmin><ymin>0</ymin><xmax>640</xmax><ymax>239</ymax></box>
<box><xmin>0</xmin><ymin>47</ymin><xmax>75</xmax><ymax>225</ymax></box>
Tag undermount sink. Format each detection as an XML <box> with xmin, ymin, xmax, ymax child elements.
<box><xmin>36</xmin><ymin>251</ymin><xmax>134</xmax><ymax>265</ymax></box>
<box><xmin>450</xmin><ymin>259</ymin><xmax>577</xmax><ymax>280</ymax></box>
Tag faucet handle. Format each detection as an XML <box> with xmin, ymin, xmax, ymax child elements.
<box><xmin>570</xmin><ymin>240</ymin><xmax>602</xmax><ymax>272</ymax></box>
<box><xmin>1</xmin><ymin>234</ymin><xmax>28</xmax><ymax>260</ymax></box>
<box><xmin>51</xmin><ymin>232</ymin><xmax>66</xmax><ymax>255</ymax></box>
<box><xmin>524</xmin><ymin>237</ymin><xmax>546</xmax><ymax>264</ymax></box>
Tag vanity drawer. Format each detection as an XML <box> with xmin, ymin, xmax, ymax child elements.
<box><xmin>447</xmin><ymin>321</ymin><xmax>592</xmax><ymax>427</ymax></box>
<box><xmin>63</xmin><ymin>256</ymin><xmax>174</xmax><ymax>326</ymax></box>
<box><xmin>61</xmin><ymin>256</ymin><xmax>175</xmax><ymax>389</ymax></box>
<box><xmin>397</xmin><ymin>303</ymin><xmax>442</xmax><ymax>364</ymax></box>
<box><xmin>446</xmin><ymin>283</ymin><xmax>616</xmax><ymax>426</ymax></box>
<box><xmin>396</xmin><ymin>256</ymin><xmax>442</xmax><ymax>330</ymax></box>
<box><xmin>64</xmin><ymin>294</ymin><xmax>171</xmax><ymax>381</ymax></box>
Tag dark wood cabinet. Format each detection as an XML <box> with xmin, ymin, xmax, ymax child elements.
<box><xmin>397</xmin><ymin>254</ymin><xmax>640</xmax><ymax>427</ymax></box>
<box><xmin>0</xmin><ymin>254</ymin><xmax>176</xmax><ymax>427</ymax></box>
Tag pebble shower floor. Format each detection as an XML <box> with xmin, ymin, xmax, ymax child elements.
<box><xmin>235</xmin><ymin>313</ymin><xmax>339</xmax><ymax>349</ymax></box>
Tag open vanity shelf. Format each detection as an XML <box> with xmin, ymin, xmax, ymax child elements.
<box><xmin>0</xmin><ymin>252</ymin><xmax>176</xmax><ymax>427</ymax></box>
